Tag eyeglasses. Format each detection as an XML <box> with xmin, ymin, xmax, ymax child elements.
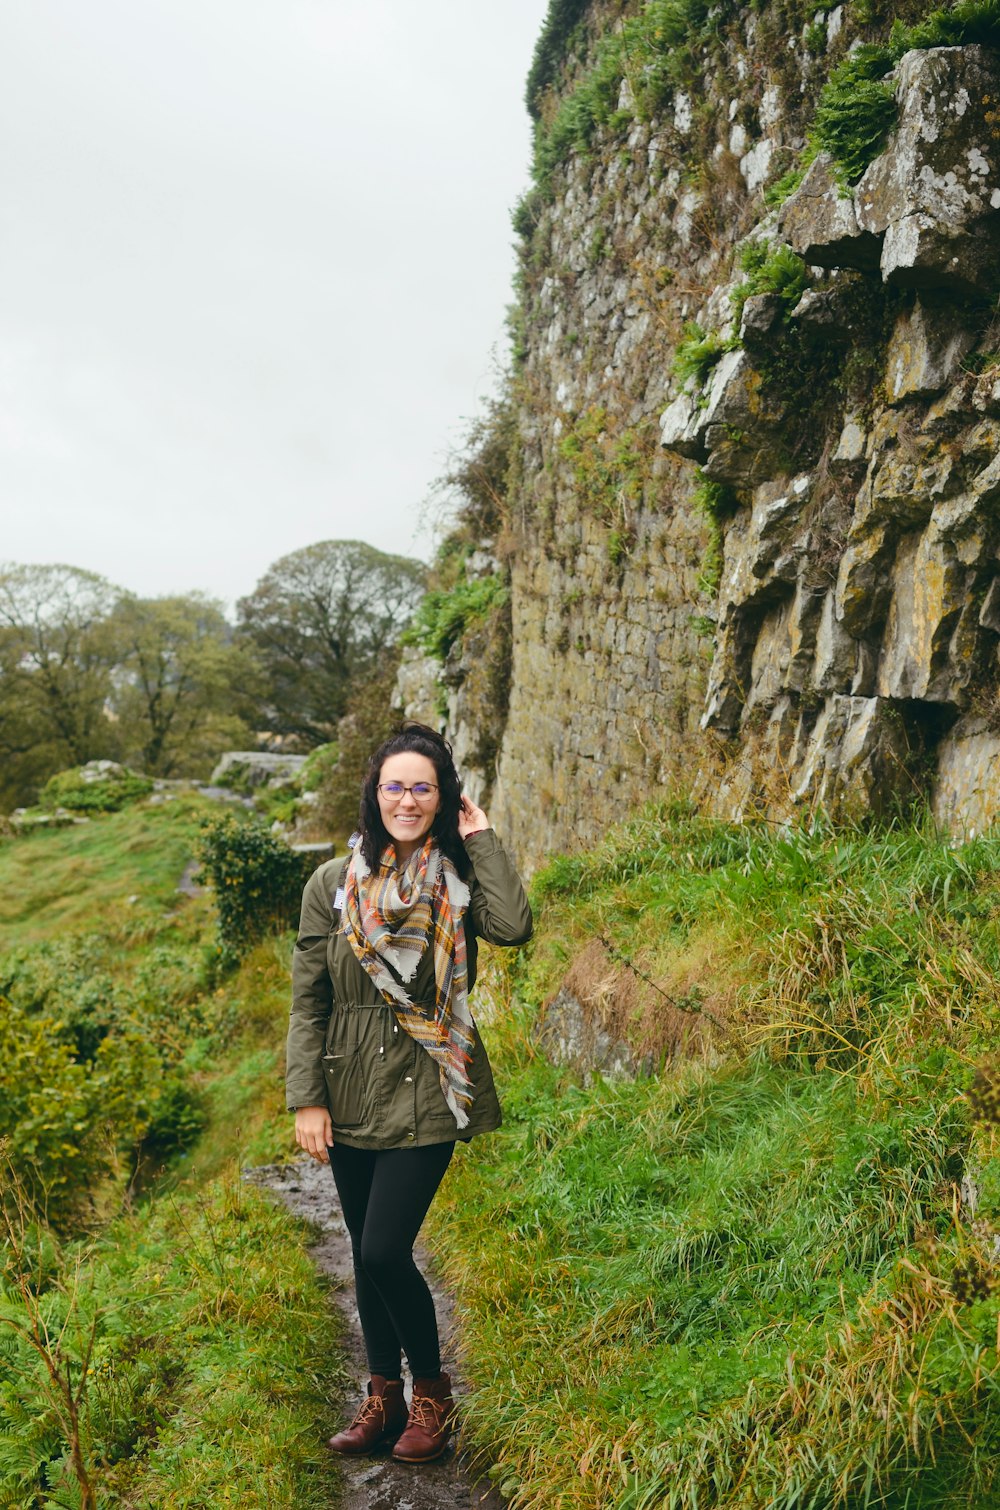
<box><xmin>377</xmin><ymin>782</ymin><xmax>439</xmax><ymax>801</ymax></box>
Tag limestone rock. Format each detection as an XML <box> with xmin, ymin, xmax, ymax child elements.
<box><xmin>701</xmin><ymin>614</ymin><xmax>758</xmax><ymax>733</ymax></box>
<box><xmin>788</xmin><ymin>287</ymin><xmax>851</xmax><ymax>335</ymax></box>
<box><xmin>720</xmin><ymin>474</ymin><xmax>813</xmax><ymax>610</ymax></box>
<box><xmin>884</xmin><ymin>298</ymin><xmax>977</xmax><ymax>402</ymax></box>
<box><xmin>744</xmin><ymin>584</ymin><xmax>826</xmax><ymax>710</ymax></box>
<box><xmin>812</xmin><ymin>590</ymin><xmax>857</xmax><ymax>692</ymax></box>
<box><xmin>831</xmin><ymin>413</ymin><xmax>868</xmax><ymax>474</ymax></box>
<box><xmin>534</xmin><ymin>987</ymin><xmax>649</xmax><ymax>1082</ymax></box>
<box><xmin>856</xmin><ymin>46</ymin><xmax>1000</xmax><ymax>293</ymax></box>
<box><xmin>701</xmin><ymin>349</ymin><xmax>790</xmax><ymax>487</ymax></box>
<box><xmin>932</xmin><ymin>718</ymin><xmax>1000</xmax><ymax>833</ymax></box>
<box><xmin>659</xmin><ymin>387</ymin><xmax>708</xmax><ymax>460</ymax></box>
<box><xmin>791</xmin><ymin>695</ymin><xmax>914</xmax><ymax>817</ymax></box>
<box><xmin>978</xmin><ymin>576</ymin><xmax>1000</xmax><ymax>633</ymax></box>
<box><xmin>777</xmin><ymin>153</ymin><xmax>881</xmax><ymax>272</ymax></box>
<box><xmin>876</xmin><ymin>529</ymin><xmax>976</xmax><ymax>704</ymax></box>
<box><xmin>834</xmin><ymin>521</ymin><xmax>895</xmax><ymax>637</ymax></box>
<box><xmin>210</xmin><ymin>751</ymin><xmax>307</xmax><ymax>788</ymax></box>
<box><xmin>393</xmin><ymin>646</ymin><xmax>441</xmax><ymax>724</ymax></box>
<box><xmin>739</xmin><ymin>292</ymin><xmax>783</xmax><ymax>347</ymax></box>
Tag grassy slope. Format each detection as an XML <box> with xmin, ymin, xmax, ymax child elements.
<box><xmin>0</xmin><ymin>800</ymin><xmax>347</xmax><ymax>1508</ymax></box>
<box><xmin>427</xmin><ymin>806</ymin><xmax>1000</xmax><ymax>1510</ymax></box>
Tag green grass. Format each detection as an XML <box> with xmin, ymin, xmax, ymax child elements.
<box><xmin>2</xmin><ymin>1168</ymin><xmax>347</xmax><ymax>1509</ymax></box>
<box><xmin>426</xmin><ymin>806</ymin><xmax>1000</xmax><ymax>1509</ymax></box>
<box><xmin>0</xmin><ymin>796</ymin><xmax>212</xmax><ymax>949</ymax></box>
<box><xmin>0</xmin><ymin>802</ymin><xmax>347</xmax><ymax>1507</ymax></box>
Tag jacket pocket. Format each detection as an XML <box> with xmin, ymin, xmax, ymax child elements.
<box><xmin>322</xmin><ymin>1052</ymin><xmax>366</xmax><ymax>1127</ymax></box>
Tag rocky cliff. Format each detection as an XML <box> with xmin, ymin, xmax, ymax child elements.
<box><xmin>400</xmin><ymin>0</ymin><xmax>1000</xmax><ymax>868</ymax></box>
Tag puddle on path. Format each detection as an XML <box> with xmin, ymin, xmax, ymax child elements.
<box><xmin>246</xmin><ymin>1155</ymin><xmax>507</xmax><ymax>1510</ymax></box>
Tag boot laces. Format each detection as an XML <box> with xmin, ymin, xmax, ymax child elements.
<box><xmin>408</xmin><ymin>1393</ymin><xmax>445</xmax><ymax>1431</ymax></box>
<box><xmin>351</xmin><ymin>1393</ymin><xmax>384</xmax><ymax>1429</ymax></box>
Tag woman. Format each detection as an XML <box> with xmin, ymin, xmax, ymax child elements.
<box><xmin>285</xmin><ymin>722</ymin><xmax>532</xmax><ymax>1464</ymax></box>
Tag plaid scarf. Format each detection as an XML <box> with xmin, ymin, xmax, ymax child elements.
<box><xmin>341</xmin><ymin>835</ymin><xmax>475</xmax><ymax>1129</ymax></box>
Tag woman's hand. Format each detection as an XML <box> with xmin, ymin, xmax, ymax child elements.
<box><xmin>458</xmin><ymin>794</ymin><xmax>490</xmax><ymax>840</ymax></box>
<box><xmin>295</xmin><ymin>1105</ymin><xmax>333</xmax><ymax>1162</ymax></box>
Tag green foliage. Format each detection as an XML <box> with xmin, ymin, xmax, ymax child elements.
<box><xmin>529</xmin><ymin>0</ymin><xmax>732</xmax><ymax>196</ymax></box>
<box><xmin>511</xmin><ymin>188</ymin><xmax>544</xmax><ymax>240</ymax></box>
<box><xmin>404</xmin><ymin>574</ymin><xmax>509</xmax><ymax>663</ymax></box>
<box><xmin>730</xmin><ymin>241</ymin><xmax>810</xmax><ymax>328</ymax></box>
<box><xmin>672</xmin><ymin>322</ymin><xmax>730</xmax><ymax>387</ymax></box>
<box><xmin>0</xmin><ymin>923</ymin><xmax>209</xmax><ymax>1223</ymax></box>
<box><xmin>0</xmin><ymin>1169</ymin><xmax>346</xmax><ymax>1508</ymax></box>
<box><xmin>236</xmin><ymin>539</ymin><xmax>426</xmax><ymax>748</ymax></box>
<box><xmin>197</xmin><ymin>814</ymin><xmax>317</xmax><ymax>967</ymax></box>
<box><xmin>558</xmin><ymin>408</ymin><xmax>652</xmax><ymax>520</ymax></box>
<box><xmin>810</xmin><ymin>42</ymin><xmax>897</xmax><ymax>183</ymax></box>
<box><xmin>762</xmin><ymin>165</ymin><xmax>807</xmax><ymax>207</ymax></box>
<box><xmin>430</xmin><ymin>809</ymin><xmax>1000</xmax><ymax>1508</ymax></box>
<box><xmin>892</xmin><ymin>0</ymin><xmax>1000</xmax><ymax>52</ymax></box>
<box><xmin>0</xmin><ymin>801</ymin><xmax>346</xmax><ymax>1506</ymax></box>
<box><xmin>298</xmin><ymin>740</ymin><xmax>339</xmax><ymax>792</ymax></box>
<box><xmin>693</xmin><ymin>472</ymin><xmax>739</xmax><ymax>528</ymax></box>
<box><xmin>692</xmin><ymin>472</ymin><xmax>739</xmax><ymax>595</ymax></box>
<box><xmin>607</xmin><ymin>529</ymin><xmax>630</xmax><ymax>568</ymax></box>
<box><xmin>37</xmin><ymin>764</ymin><xmax>153</xmax><ymax>814</ymax></box>
<box><xmin>0</xmin><ymin>993</ymin><xmax>157</xmax><ymax>1225</ymax></box>
<box><xmin>107</xmin><ymin>592</ymin><xmax>259</xmax><ymax>778</ymax></box>
<box><xmin>0</xmin><ymin>566</ymin><xmax>259</xmax><ymax>809</ymax></box>
<box><xmin>524</xmin><ymin>0</ymin><xmax>593</xmax><ymax>119</ymax></box>
<box><xmin>533</xmin><ymin>31</ymin><xmax>626</xmax><ymax>189</ymax></box>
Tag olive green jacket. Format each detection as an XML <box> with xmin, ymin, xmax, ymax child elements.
<box><xmin>285</xmin><ymin>829</ymin><xmax>532</xmax><ymax>1149</ymax></box>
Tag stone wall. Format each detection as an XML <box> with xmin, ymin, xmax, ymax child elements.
<box><xmin>402</xmin><ymin>3</ymin><xmax>1000</xmax><ymax>869</ymax></box>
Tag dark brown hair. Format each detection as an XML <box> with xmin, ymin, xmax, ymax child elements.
<box><xmin>357</xmin><ymin>722</ymin><xmax>469</xmax><ymax>875</ymax></box>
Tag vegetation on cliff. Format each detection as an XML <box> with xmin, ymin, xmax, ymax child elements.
<box><xmin>429</xmin><ymin>806</ymin><xmax>999</xmax><ymax>1509</ymax></box>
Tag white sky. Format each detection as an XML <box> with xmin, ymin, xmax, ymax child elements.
<box><xmin>0</xmin><ymin>0</ymin><xmax>546</xmax><ymax>609</ymax></box>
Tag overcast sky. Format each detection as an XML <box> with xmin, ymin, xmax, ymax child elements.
<box><xmin>0</xmin><ymin>0</ymin><xmax>546</xmax><ymax>609</ymax></box>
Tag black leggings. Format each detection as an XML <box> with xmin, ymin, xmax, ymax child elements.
<box><xmin>328</xmin><ymin>1140</ymin><xmax>454</xmax><ymax>1380</ymax></box>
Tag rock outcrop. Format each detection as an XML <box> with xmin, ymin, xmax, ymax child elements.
<box><xmin>405</xmin><ymin>7</ymin><xmax>1000</xmax><ymax>866</ymax></box>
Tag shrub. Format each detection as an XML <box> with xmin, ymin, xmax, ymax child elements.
<box><xmin>810</xmin><ymin>43</ymin><xmax>896</xmax><ymax>185</ymax></box>
<box><xmin>672</xmin><ymin>322</ymin><xmax>730</xmax><ymax>387</ymax></box>
<box><xmin>693</xmin><ymin>471</ymin><xmax>739</xmax><ymax>594</ymax></box>
<box><xmin>524</xmin><ymin>0</ymin><xmax>593</xmax><ymax>119</ymax></box>
<box><xmin>141</xmin><ymin>1074</ymin><xmax>206</xmax><ymax>1156</ymax></box>
<box><xmin>404</xmin><ymin>575</ymin><xmax>509</xmax><ymax>663</ymax></box>
<box><xmin>763</xmin><ymin>164</ymin><xmax>807</xmax><ymax>208</ymax></box>
<box><xmin>730</xmin><ymin>242</ymin><xmax>809</xmax><ymax>328</ymax></box>
<box><xmin>37</xmin><ymin>764</ymin><xmax>153</xmax><ymax>815</ymax></box>
<box><xmin>892</xmin><ymin>0</ymin><xmax>1000</xmax><ymax>53</ymax></box>
<box><xmin>197</xmin><ymin>815</ymin><xmax>317</xmax><ymax>966</ymax></box>
<box><xmin>0</xmin><ymin>995</ymin><xmax>157</xmax><ymax>1226</ymax></box>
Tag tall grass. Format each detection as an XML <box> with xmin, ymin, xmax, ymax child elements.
<box><xmin>428</xmin><ymin>807</ymin><xmax>1000</xmax><ymax>1509</ymax></box>
<box><xmin>0</xmin><ymin>803</ymin><xmax>347</xmax><ymax>1506</ymax></box>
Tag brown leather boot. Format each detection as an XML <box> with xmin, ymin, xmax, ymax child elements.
<box><xmin>391</xmin><ymin>1372</ymin><xmax>456</xmax><ymax>1463</ymax></box>
<box><xmin>327</xmin><ymin>1375</ymin><xmax>406</xmax><ymax>1454</ymax></box>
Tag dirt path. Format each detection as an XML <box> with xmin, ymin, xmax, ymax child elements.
<box><xmin>246</xmin><ymin>1155</ymin><xmax>507</xmax><ymax>1510</ymax></box>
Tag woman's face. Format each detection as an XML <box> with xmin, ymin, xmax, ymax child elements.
<box><xmin>376</xmin><ymin>752</ymin><xmax>441</xmax><ymax>860</ymax></box>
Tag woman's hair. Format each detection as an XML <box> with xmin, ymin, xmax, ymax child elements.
<box><xmin>357</xmin><ymin>722</ymin><xmax>469</xmax><ymax>875</ymax></box>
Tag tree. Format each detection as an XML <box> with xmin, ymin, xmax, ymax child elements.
<box><xmin>108</xmin><ymin>593</ymin><xmax>261</xmax><ymax>777</ymax></box>
<box><xmin>0</xmin><ymin>565</ymin><xmax>121</xmax><ymax>807</ymax></box>
<box><xmin>236</xmin><ymin>540</ymin><xmax>426</xmax><ymax>746</ymax></box>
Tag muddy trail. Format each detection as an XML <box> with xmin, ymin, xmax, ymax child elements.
<box><xmin>247</xmin><ymin>1156</ymin><xmax>507</xmax><ymax>1510</ymax></box>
